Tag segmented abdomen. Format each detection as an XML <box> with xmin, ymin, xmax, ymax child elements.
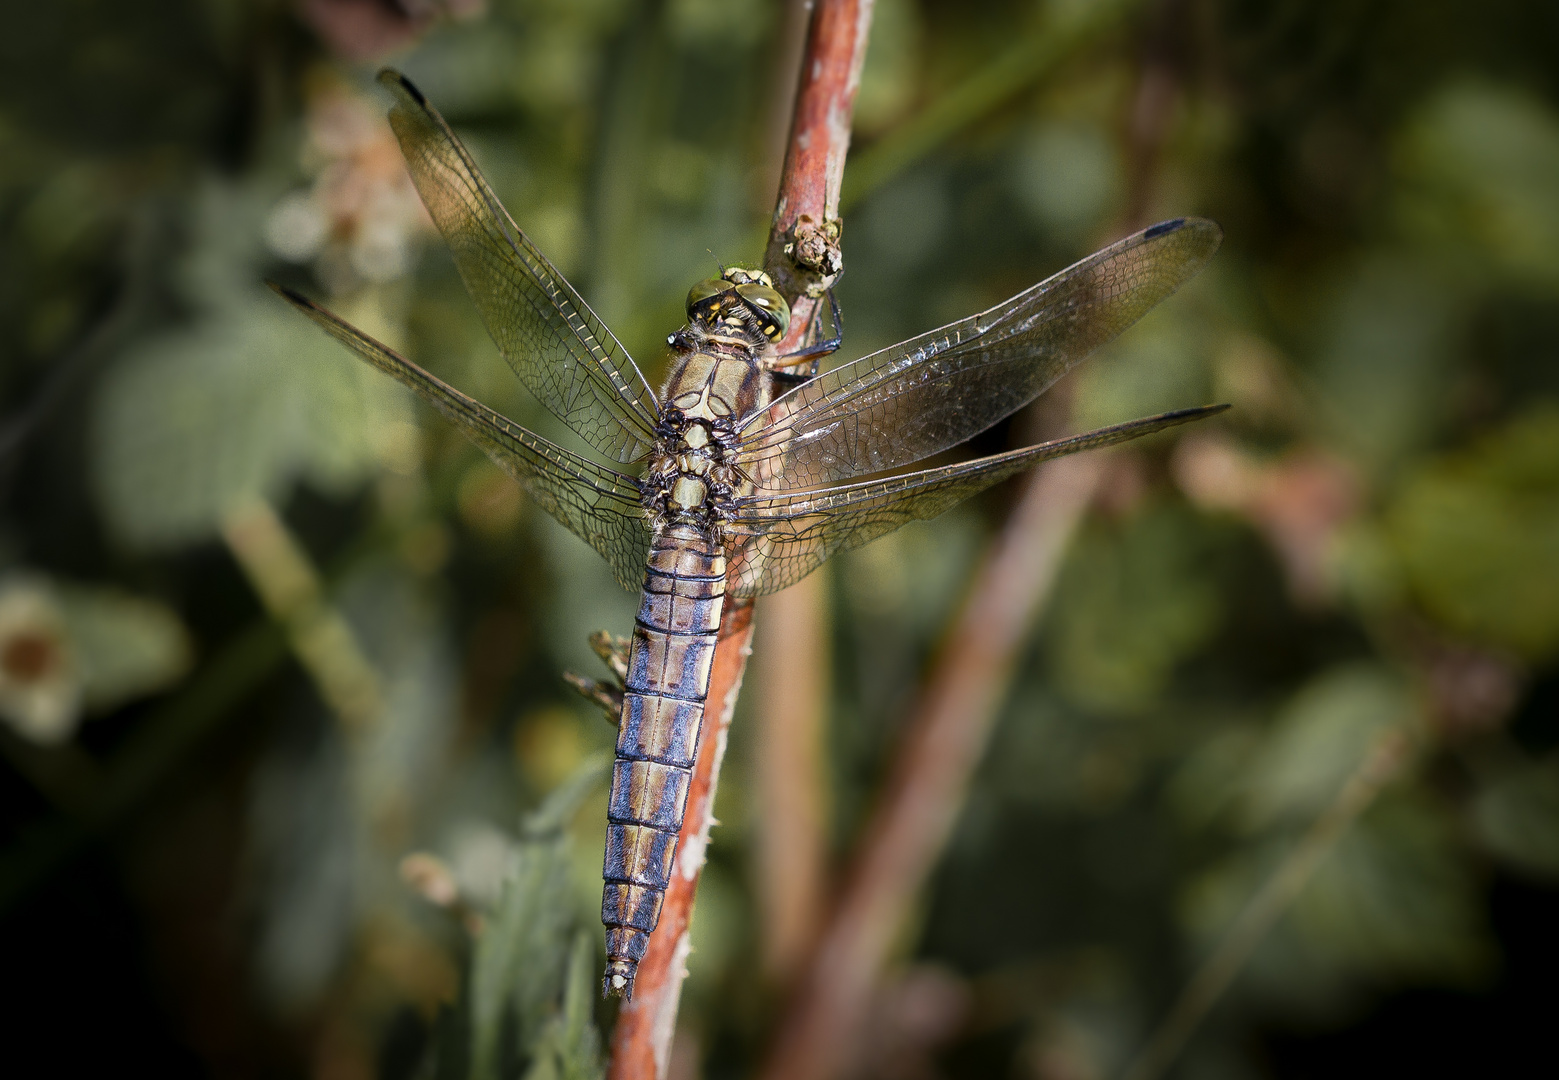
<box><xmin>601</xmin><ymin>524</ymin><xmax>725</xmax><ymax>997</ymax></box>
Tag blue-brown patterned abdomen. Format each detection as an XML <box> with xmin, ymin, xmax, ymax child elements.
<box><xmin>601</xmin><ymin>524</ymin><xmax>725</xmax><ymax>997</ymax></box>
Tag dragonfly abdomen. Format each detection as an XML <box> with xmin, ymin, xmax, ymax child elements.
<box><xmin>602</xmin><ymin>524</ymin><xmax>726</xmax><ymax>998</ymax></box>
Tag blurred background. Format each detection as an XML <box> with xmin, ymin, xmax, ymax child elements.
<box><xmin>2</xmin><ymin>0</ymin><xmax>1557</xmax><ymax>1077</ymax></box>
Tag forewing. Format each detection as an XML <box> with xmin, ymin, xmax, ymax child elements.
<box><xmin>379</xmin><ymin>70</ymin><xmax>659</xmax><ymax>464</ymax></box>
<box><xmin>737</xmin><ymin>218</ymin><xmax>1222</xmax><ymax>491</ymax></box>
<box><xmin>273</xmin><ymin>285</ymin><xmax>652</xmax><ymax>591</ymax></box>
<box><xmin>724</xmin><ymin>405</ymin><xmax>1227</xmax><ymax>597</ymax></box>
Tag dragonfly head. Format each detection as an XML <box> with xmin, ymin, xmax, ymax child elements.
<box><xmin>685</xmin><ymin>267</ymin><xmax>791</xmax><ymax>342</ymax></box>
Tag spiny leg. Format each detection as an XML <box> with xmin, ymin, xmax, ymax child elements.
<box><xmin>589</xmin><ymin>629</ymin><xmax>631</xmax><ymax>683</ymax></box>
<box><xmin>564</xmin><ymin>630</ymin><xmax>632</xmax><ymax>723</ymax></box>
<box><xmin>771</xmin><ymin>289</ymin><xmax>843</xmax><ymax>387</ymax></box>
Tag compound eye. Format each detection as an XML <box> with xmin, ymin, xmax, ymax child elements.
<box><xmin>736</xmin><ymin>282</ymin><xmax>791</xmax><ymax>340</ymax></box>
<box><xmin>686</xmin><ymin>277</ymin><xmax>735</xmax><ymax>321</ymax></box>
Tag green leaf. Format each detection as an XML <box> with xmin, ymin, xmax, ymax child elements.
<box><xmin>56</xmin><ymin>581</ymin><xmax>192</xmax><ymax>710</ymax></box>
<box><xmin>557</xmin><ymin>932</ymin><xmax>604</xmax><ymax>1080</ymax></box>
<box><xmin>1047</xmin><ymin>502</ymin><xmax>1223</xmax><ymax>713</ymax></box>
<box><xmin>1167</xmin><ymin>723</ymin><xmax>1264</xmax><ymax>830</ymax></box>
<box><xmin>1472</xmin><ymin>756</ymin><xmax>1559</xmax><ymax>879</ymax></box>
<box><xmin>1395</xmin><ymin>82</ymin><xmax>1559</xmax><ymax>291</ymax></box>
<box><xmin>1386</xmin><ymin>404</ymin><xmax>1559</xmax><ymax>660</ymax></box>
<box><xmin>1239</xmin><ymin>664</ymin><xmax>1412</xmax><ymax>829</ymax></box>
<box><xmin>522</xmin><ymin>931</ymin><xmax>604</xmax><ymax>1080</ymax></box>
<box><xmin>92</xmin><ymin>293</ymin><xmax>415</xmax><ymax>548</ymax></box>
<box><xmin>468</xmin><ymin>755</ymin><xmax>609</xmax><ymax>1080</ymax></box>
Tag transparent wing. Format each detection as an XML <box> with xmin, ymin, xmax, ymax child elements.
<box><xmin>736</xmin><ymin>218</ymin><xmax>1222</xmax><ymax>492</ymax></box>
<box><xmin>273</xmin><ymin>285</ymin><xmax>652</xmax><ymax>591</ymax></box>
<box><xmin>723</xmin><ymin>405</ymin><xmax>1226</xmax><ymax>597</ymax></box>
<box><xmin>380</xmin><ymin>70</ymin><xmax>659</xmax><ymax>464</ymax></box>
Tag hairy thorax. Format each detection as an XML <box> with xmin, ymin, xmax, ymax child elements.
<box><xmin>642</xmin><ymin>325</ymin><xmax>773</xmax><ymax>533</ymax></box>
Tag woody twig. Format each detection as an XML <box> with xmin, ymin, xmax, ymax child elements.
<box><xmin>760</xmin><ymin>451</ymin><xmax>1107</xmax><ymax>1080</ymax></box>
<box><xmin>605</xmin><ymin>3</ymin><xmax>875</xmax><ymax>1076</ymax></box>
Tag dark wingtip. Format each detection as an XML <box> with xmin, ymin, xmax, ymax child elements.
<box><xmin>377</xmin><ymin>67</ymin><xmax>425</xmax><ymax>105</ymax></box>
<box><xmin>265</xmin><ymin>280</ymin><xmax>317</xmax><ymax>310</ymax></box>
<box><xmin>1142</xmin><ymin>216</ymin><xmax>1225</xmax><ymax>254</ymax></box>
<box><xmin>1143</xmin><ymin>217</ymin><xmax>1187</xmax><ymax>239</ymax></box>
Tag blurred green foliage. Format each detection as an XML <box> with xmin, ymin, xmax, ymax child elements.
<box><xmin>467</xmin><ymin>758</ymin><xmax>607</xmax><ymax>1080</ymax></box>
<box><xmin>2</xmin><ymin>1</ymin><xmax>1557</xmax><ymax>1078</ymax></box>
<box><xmin>0</xmin><ymin>572</ymin><xmax>190</xmax><ymax>743</ymax></box>
<box><xmin>1386</xmin><ymin>405</ymin><xmax>1559</xmax><ymax>658</ymax></box>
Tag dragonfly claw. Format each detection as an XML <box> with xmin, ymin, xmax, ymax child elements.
<box><xmin>563</xmin><ymin>671</ymin><xmax>623</xmax><ymax>724</ymax></box>
<box><xmin>588</xmin><ymin>629</ymin><xmax>631</xmax><ymax>683</ymax></box>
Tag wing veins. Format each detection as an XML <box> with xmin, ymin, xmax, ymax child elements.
<box><xmin>381</xmin><ymin>70</ymin><xmax>659</xmax><ymax>464</ymax></box>
<box><xmin>734</xmin><ymin>219</ymin><xmax>1223</xmax><ymax>490</ymax></box>
<box><xmin>271</xmin><ymin>284</ymin><xmax>651</xmax><ymax>591</ymax></box>
<box><xmin>722</xmin><ymin>405</ymin><xmax>1227</xmax><ymax>597</ymax></box>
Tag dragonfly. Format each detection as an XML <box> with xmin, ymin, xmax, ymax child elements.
<box><xmin>274</xmin><ymin>69</ymin><xmax>1225</xmax><ymax>999</ymax></box>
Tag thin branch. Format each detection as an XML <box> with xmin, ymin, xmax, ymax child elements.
<box><xmin>606</xmin><ymin>4</ymin><xmax>876</xmax><ymax>1072</ymax></box>
<box><xmin>760</xmin><ymin>451</ymin><xmax>1107</xmax><ymax>1080</ymax></box>
<box><xmin>605</xmin><ymin>599</ymin><xmax>756</xmax><ymax>1080</ymax></box>
<box><xmin>765</xmin><ymin>0</ymin><xmax>876</xmax><ymax>353</ymax></box>
<box><xmin>753</xmin><ymin>568</ymin><xmax>832</xmax><ymax>984</ymax></box>
<box><xmin>220</xmin><ymin>497</ymin><xmax>384</xmax><ymax>734</ymax></box>
<box><xmin>1119</xmin><ymin>727</ymin><xmax>1412</xmax><ymax>1080</ymax></box>
<box><xmin>748</xmin><ymin>0</ymin><xmax>863</xmax><ymax>986</ymax></box>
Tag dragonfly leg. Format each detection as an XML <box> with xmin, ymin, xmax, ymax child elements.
<box><xmin>564</xmin><ymin>629</ymin><xmax>632</xmax><ymax>723</ymax></box>
<box><xmin>772</xmin><ymin>289</ymin><xmax>843</xmax><ymax>383</ymax></box>
<box><xmin>589</xmin><ymin>629</ymin><xmax>631</xmax><ymax>683</ymax></box>
<box><xmin>564</xmin><ymin>672</ymin><xmax>623</xmax><ymax>724</ymax></box>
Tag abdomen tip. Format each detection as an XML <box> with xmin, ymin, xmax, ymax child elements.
<box><xmin>603</xmin><ymin>960</ymin><xmax>637</xmax><ymax>999</ymax></box>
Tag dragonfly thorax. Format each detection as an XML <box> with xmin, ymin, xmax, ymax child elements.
<box><xmin>644</xmin><ymin>345</ymin><xmax>769</xmax><ymax>531</ymax></box>
<box><xmin>642</xmin><ymin>418</ymin><xmax>743</xmax><ymax>529</ymax></box>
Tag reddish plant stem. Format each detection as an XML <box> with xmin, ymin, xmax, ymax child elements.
<box><xmin>766</xmin><ymin>0</ymin><xmax>875</xmax><ymax>352</ymax></box>
<box><xmin>753</xmin><ymin>569</ymin><xmax>832</xmax><ymax>983</ymax></box>
<box><xmin>750</xmin><ymin>0</ymin><xmax>872</xmax><ymax>1001</ymax></box>
<box><xmin>760</xmin><ymin>452</ymin><xmax>1107</xmax><ymax>1080</ymax></box>
<box><xmin>606</xmin><ymin>600</ymin><xmax>755</xmax><ymax>1080</ymax></box>
<box><xmin>608</xmin><ymin>4</ymin><xmax>874</xmax><ymax>1074</ymax></box>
